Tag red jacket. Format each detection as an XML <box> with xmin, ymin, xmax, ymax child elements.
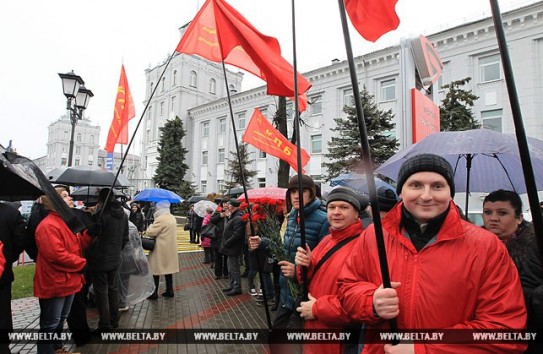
<box><xmin>0</xmin><ymin>241</ymin><xmax>4</xmax><ymax>279</ymax></box>
<box><xmin>338</xmin><ymin>201</ymin><xmax>527</xmax><ymax>353</ymax></box>
<box><xmin>296</xmin><ymin>220</ymin><xmax>364</xmax><ymax>354</ymax></box>
<box><xmin>34</xmin><ymin>212</ymin><xmax>86</xmax><ymax>299</ymax></box>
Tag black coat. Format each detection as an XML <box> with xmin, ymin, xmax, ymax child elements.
<box><xmin>0</xmin><ymin>203</ymin><xmax>25</xmax><ymax>285</ymax></box>
<box><xmin>87</xmin><ymin>202</ymin><xmax>129</xmax><ymax>271</ymax></box>
<box><xmin>129</xmin><ymin>210</ymin><xmax>145</xmax><ymax>232</ymax></box>
<box><xmin>219</xmin><ymin>209</ymin><xmax>245</xmax><ymax>257</ymax></box>
<box><xmin>210</xmin><ymin>209</ymin><xmax>227</xmax><ymax>250</ymax></box>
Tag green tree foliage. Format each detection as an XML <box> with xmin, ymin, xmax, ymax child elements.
<box><xmin>439</xmin><ymin>77</ymin><xmax>480</xmax><ymax>131</ymax></box>
<box><xmin>153</xmin><ymin>116</ymin><xmax>191</xmax><ymax>196</ymax></box>
<box><xmin>225</xmin><ymin>142</ymin><xmax>257</xmax><ymax>190</ymax></box>
<box><xmin>323</xmin><ymin>88</ymin><xmax>399</xmax><ymax>181</ymax></box>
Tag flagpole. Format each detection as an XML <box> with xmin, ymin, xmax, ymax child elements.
<box><xmin>290</xmin><ymin>0</ymin><xmax>310</xmax><ymax>303</ymax></box>
<box><xmin>337</xmin><ymin>0</ymin><xmax>399</xmax><ymax>342</ymax></box>
<box><xmin>101</xmin><ymin>51</ymin><xmax>177</xmax><ymax>215</ymax></box>
<box><xmin>221</xmin><ymin>61</ymin><xmax>272</xmax><ymax>329</ymax></box>
<box><xmin>489</xmin><ymin>0</ymin><xmax>543</xmax><ymax>267</ymax></box>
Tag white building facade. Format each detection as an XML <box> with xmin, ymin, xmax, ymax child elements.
<box><xmin>140</xmin><ymin>2</ymin><xmax>543</xmax><ymax>194</ymax></box>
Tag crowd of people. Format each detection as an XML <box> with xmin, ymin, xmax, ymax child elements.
<box><xmin>1</xmin><ymin>151</ymin><xmax>542</xmax><ymax>354</ymax></box>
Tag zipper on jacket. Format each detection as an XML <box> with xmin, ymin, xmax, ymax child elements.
<box><xmin>408</xmin><ymin>254</ymin><xmax>419</xmax><ymax>327</ymax></box>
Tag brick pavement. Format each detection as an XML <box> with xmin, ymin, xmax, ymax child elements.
<box><xmin>10</xmin><ymin>250</ymin><xmax>272</xmax><ymax>354</ymax></box>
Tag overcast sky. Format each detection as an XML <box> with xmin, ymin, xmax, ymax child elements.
<box><xmin>0</xmin><ymin>0</ymin><xmax>534</xmax><ymax>160</ymax></box>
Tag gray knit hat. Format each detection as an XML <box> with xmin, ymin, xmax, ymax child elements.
<box><xmin>396</xmin><ymin>153</ymin><xmax>455</xmax><ymax>197</ymax></box>
<box><xmin>326</xmin><ymin>187</ymin><xmax>361</xmax><ymax>211</ymax></box>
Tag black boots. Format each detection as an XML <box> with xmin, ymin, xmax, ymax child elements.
<box><xmin>161</xmin><ymin>274</ymin><xmax>174</xmax><ymax>297</ymax></box>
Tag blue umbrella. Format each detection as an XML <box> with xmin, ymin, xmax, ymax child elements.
<box><xmin>331</xmin><ymin>173</ymin><xmax>395</xmax><ymax>195</ymax></box>
<box><xmin>375</xmin><ymin>129</ymin><xmax>543</xmax><ymax>213</ymax></box>
<box><xmin>133</xmin><ymin>188</ymin><xmax>184</xmax><ymax>203</ymax></box>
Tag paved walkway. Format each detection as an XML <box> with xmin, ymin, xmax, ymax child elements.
<box><xmin>10</xmin><ymin>228</ymin><xmax>271</xmax><ymax>354</ymax></box>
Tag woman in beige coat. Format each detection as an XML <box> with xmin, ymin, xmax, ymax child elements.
<box><xmin>144</xmin><ymin>200</ymin><xmax>179</xmax><ymax>299</ymax></box>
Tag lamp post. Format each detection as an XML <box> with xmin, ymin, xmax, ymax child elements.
<box><xmin>58</xmin><ymin>70</ymin><xmax>94</xmax><ymax>166</ymax></box>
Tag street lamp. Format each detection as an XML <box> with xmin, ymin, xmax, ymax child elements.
<box><xmin>58</xmin><ymin>70</ymin><xmax>94</xmax><ymax>166</ymax></box>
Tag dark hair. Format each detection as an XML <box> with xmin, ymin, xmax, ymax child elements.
<box><xmin>483</xmin><ymin>189</ymin><xmax>523</xmax><ymax>217</ymax></box>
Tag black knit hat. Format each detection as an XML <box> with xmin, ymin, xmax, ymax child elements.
<box><xmin>376</xmin><ymin>186</ymin><xmax>399</xmax><ymax>212</ymax></box>
<box><xmin>326</xmin><ymin>187</ymin><xmax>361</xmax><ymax>211</ymax></box>
<box><xmin>396</xmin><ymin>153</ymin><xmax>455</xmax><ymax>197</ymax></box>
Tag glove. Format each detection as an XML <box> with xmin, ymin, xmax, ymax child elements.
<box><xmin>87</xmin><ymin>221</ymin><xmax>103</xmax><ymax>237</ymax></box>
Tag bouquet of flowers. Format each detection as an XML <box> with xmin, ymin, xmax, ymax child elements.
<box><xmin>240</xmin><ymin>197</ymin><xmax>285</xmax><ymax>260</ymax></box>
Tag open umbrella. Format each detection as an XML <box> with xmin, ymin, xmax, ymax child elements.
<box><xmin>330</xmin><ymin>173</ymin><xmax>394</xmax><ymax>195</ymax></box>
<box><xmin>187</xmin><ymin>195</ymin><xmax>207</xmax><ymax>204</ymax></box>
<box><xmin>225</xmin><ymin>187</ymin><xmax>250</xmax><ymax>197</ymax></box>
<box><xmin>46</xmin><ymin>166</ymin><xmax>131</xmax><ymax>187</ymax></box>
<box><xmin>71</xmin><ymin>187</ymin><xmax>127</xmax><ymax>203</ymax></box>
<box><xmin>237</xmin><ymin>187</ymin><xmax>287</xmax><ymax>201</ymax></box>
<box><xmin>193</xmin><ymin>200</ymin><xmax>218</xmax><ymax>218</ymax></box>
<box><xmin>133</xmin><ymin>188</ymin><xmax>183</xmax><ymax>203</ymax></box>
<box><xmin>0</xmin><ymin>146</ymin><xmax>43</xmax><ymax>201</ymax></box>
<box><xmin>376</xmin><ymin>129</ymin><xmax>543</xmax><ymax>213</ymax></box>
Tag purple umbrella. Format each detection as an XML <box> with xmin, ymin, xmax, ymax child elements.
<box><xmin>376</xmin><ymin>129</ymin><xmax>543</xmax><ymax>213</ymax></box>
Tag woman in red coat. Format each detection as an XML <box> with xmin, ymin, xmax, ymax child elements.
<box><xmin>34</xmin><ymin>188</ymin><xmax>87</xmax><ymax>354</ymax></box>
<box><xmin>295</xmin><ymin>187</ymin><xmax>365</xmax><ymax>354</ymax></box>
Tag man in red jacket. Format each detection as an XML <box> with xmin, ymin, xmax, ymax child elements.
<box><xmin>338</xmin><ymin>153</ymin><xmax>527</xmax><ymax>354</ymax></box>
<box><xmin>295</xmin><ymin>186</ymin><xmax>364</xmax><ymax>354</ymax></box>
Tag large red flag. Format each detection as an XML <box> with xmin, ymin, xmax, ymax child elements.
<box><xmin>242</xmin><ymin>109</ymin><xmax>310</xmax><ymax>172</ymax></box>
<box><xmin>345</xmin><ymin>0</ymin><xmax>400</xmax><ymax>42</ymax></box>
<box><xmin>105</xmin><ymin>65</ymin><xmax>135</xmax><ymax>153</ymax></box>
<box><xmin>176</xmin><ymin>0</ymin><xmax>310</xmax><ymax>111</ymax></box>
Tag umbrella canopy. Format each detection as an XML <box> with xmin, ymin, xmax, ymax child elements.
<box><xmin>193</xmin><ymin>200</ymin><xmax>218</xmax><ymax>218</ymax></box>
<box><xmin>187</xmin><ymin>195</ymin><xmax>207</xmax><ymax>204</ymax></box>
<box><xmin>237</xmin><ymin>187</ymin><xmax>287</xmax><ymax>201</ymax></box>
<box><xmin>225</xmin><ymin>187</ymin><xmax>249</xmax><ymax>196</ymax></box>
<box><xmin>46</xmin><ymin>166</ymin><xmax>132</xmax><ymax>187</ymax></box>
<box><xmin>330</xmin><ymin>173</ymin><xmax>394</xmax><ymax>195</ymax></box>
<box><xmin>0</xmin><ymin>146</ymin><xmax>43</xmax><ymax>201</ymax></box>
<box><xmin>376</xmin><ymin>129</ymin><xmax>543</xmax><ymax>195</ymax></box>
<box><xmin>133</xmin><ymin>188</ymin><xmax>184</xmax><ymax>203</ymax></box>
<box><xmin>71</xmin><ymin>186</ymin><xmax>127</xmax><ymax>203</ymax></box>
<box><xmin>329</xmin><ymin>172</ymin><xmax>364</xmax><ymax>187</ymax></box>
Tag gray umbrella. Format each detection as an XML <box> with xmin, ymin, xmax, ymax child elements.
<box><xmin>46</xmin><ymin>166</ymin><xmax>132</xmax><ymax>187</ymax></box>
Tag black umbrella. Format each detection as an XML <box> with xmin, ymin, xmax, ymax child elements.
<box><xmin>187</xmin><ymin>195</ymin><xmax>207</xmax><ymax>204</ymax></box>
<box><xmin>71</xmin><ymin>186</ymin><xmax>127</xmax><ymax>203</ymax></box>
<box><xmin>0</xmin><ymin>145</ymin><xmax>43</xmax><ymax>201</ymax></box>
<box><xmin>47</xmin><ymin>166</ymin><xmax>131</xmax><ymax>187</ymax></box>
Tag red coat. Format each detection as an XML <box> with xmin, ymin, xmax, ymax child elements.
<box><xmin>338</xmin><ymin>201</ymin><xmax>527</xmax><ymax>353</ymax></box>
<box><xmin>34</xmin><ymin>212</ymin><xmax>86</xmax><ymax>299</ymax></box>
<box><xmin>0</xmin><ymin>241</ymin><xmax>4</xmax><ymax>279</ymax></box>
<box><xmin>296</xmin><ymin>220</ymin><xmax>364</xmax><ymax>354</ymax></box>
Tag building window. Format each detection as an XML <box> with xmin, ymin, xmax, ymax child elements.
<box><xmin>75</xmin><ymin>146</ymin><xmax>81</xmax><ymax>155</ymax></box>
<box><xmin>218</xmin><ymin>179</ymin><xmax>225</xmax><ymax>191</ymax></box>
<box><xmin>202</xmin><ymin>121</ymin><xmax>210</xmax><ymax>137</ymax></box>
<box><xmin>259</xmin><ymin>151</ymin><xmax>267</xmax><ymax>158</ymax></box>
<box><xmin>201</xmin><ymin>181</ymin><xmax>207</xmax><ymax>194</ymax></box>
<box><xmin>171</xmin><ymin>96</ymin><xmax>176</xmax><ymax>111</ymax></box>
<box><xmin>229</xmin><ymin>84</ymin><xmax>236</xmax><ymax>93</ymax></box>
<box><xmin>88</xmin><ymin>160</ymin><xmax>93</xmax><ymax>166</ymax></box>
<box><xmin>237</xmin><ymin>112</ymin><xmax>246</xmax><ymax>129</ymax></box>
<box><xmin>172</xmin><ymin>70</ymin><xmax>177</xmax><ymax>86</ymax></box>
<box><xmin>90</xmin><ymin>135</ymin><xmax>94</xmax><ymax>143</ymax></box>
<box><xmin>76</xmin><ymin>133</ymin><xmax>81</xmax><ymax>142</ymax></box>
<box><xmin>310</xmin><ymin>95</ymin><xmax>323</xmax><ymax>115</ymax></box>
<box><xmin>343</xmin><ymin>88</ymin><xmax>354</xmax><ymax>108</ymax></box>
<box><xmin>160</xmin><ymin>101</ymin><xmax>165</xmax><ymax>116</ymax></box>
<box><xmin>479</xmin><ymin>54</ymin><xmax>501</xmax><ymax>82</ymax></box>
<box><xmin>218</xmin><ymin>148</ymin><xmax>225</xmax><ymax>163</ymax></box>
<box><xmin>209</xmin><ymin>78</ymin><xmax>216</xmax><ymax>94</ymax></box>
<box><xmin>219</xmin><ymin>117</ymin><xmax>226</xmax><ymax>134</ymax></box>
<box><xmin>89</xmin><ymin>148</ymin><xmax>93</xmax><ymax>155</ymax></box>
<box><xmin>202</xmin><ymin>151</ymin><xmax>208</xmax><ymax>165</ymax></box>
<box><xmin>74</xmin><ymin>158</ymin><xmax>80</xmax><ymax>166</ymax></box>
<box><xmin>64</xmin><ymin>131</ymin><xmax>68</xmax><ymax>140</ymax></box>
<box><xmin>257</xmin><ymin>178</ymin><xmax>266</xmax><ymax>188</ymax></box>
<box><xmin>311</xmin><ymin>134</ymin><xmax>322</xmax><ymax>154</ymax></box>
<box><xmin>150</xmin><ymin>82</ymin><xmax>154</xmax><ymax>94</ymax></box>
<box><xmin>481</xmin><ymin>109</ymin><xmax>503</xmax><ymax>132</ymax></box>
<box><xmin>190</xmin><ymin>70</ymin><xmax>197</xmax><ymax>87</ymax></box>
<box><xmin>61</xmin><ymin>158</ymin><xmax>67</xmax><ymax>166</ymax></box>
<box><xmin>260</xmin><ymin>108</ymin><xmax>268</xmax><ymax>117</ymax></box>
<box><xmin>438</xmin><ymin>61</ymin><xmax>450</xmax><ymax>89</ymax></box>
<box><xmin>161</xmin><ymin>77</ymin><xmax>166</xmax><ymax>92</ymax></box>
<box><xmin>380</xmin><ymin>79</ymin><xmax>396</xmax><ymax>101</ymax></box>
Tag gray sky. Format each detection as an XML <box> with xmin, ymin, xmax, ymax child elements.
<box><xmin>0</xmin><ymin>0</ymin><xmax>532</xmax><ymax>159</ymax></box>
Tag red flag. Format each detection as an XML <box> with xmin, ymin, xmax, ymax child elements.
<box><xmin>105</xmin><ymin>65</ymin><xmax>135</xmax><ymax>153</ymax></box>
<box><xmin>345</xmin><ymin>0</ymin><xmax>400</xmax><ymax>42</ymax></box>
<box><xmin>176</xmin><ymin>0</ymin><xmax>311</xmax><ymax>111</ymax></box>
<box><xmin>242</xmin><ymin>109</ymin><xmax>310</xmax><ymax>172</ymax></box>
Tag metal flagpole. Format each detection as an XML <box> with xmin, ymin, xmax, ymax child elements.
<box><xmin>489</xmin><ymin>0</ymin><xmax>543</xmax><ymax>267</ymax></box>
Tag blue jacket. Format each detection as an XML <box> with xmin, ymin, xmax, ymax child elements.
<box><xmin>279</xmin><ymin>198</ymin><xmax>329</xmax><ymax>310</ymax></box>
